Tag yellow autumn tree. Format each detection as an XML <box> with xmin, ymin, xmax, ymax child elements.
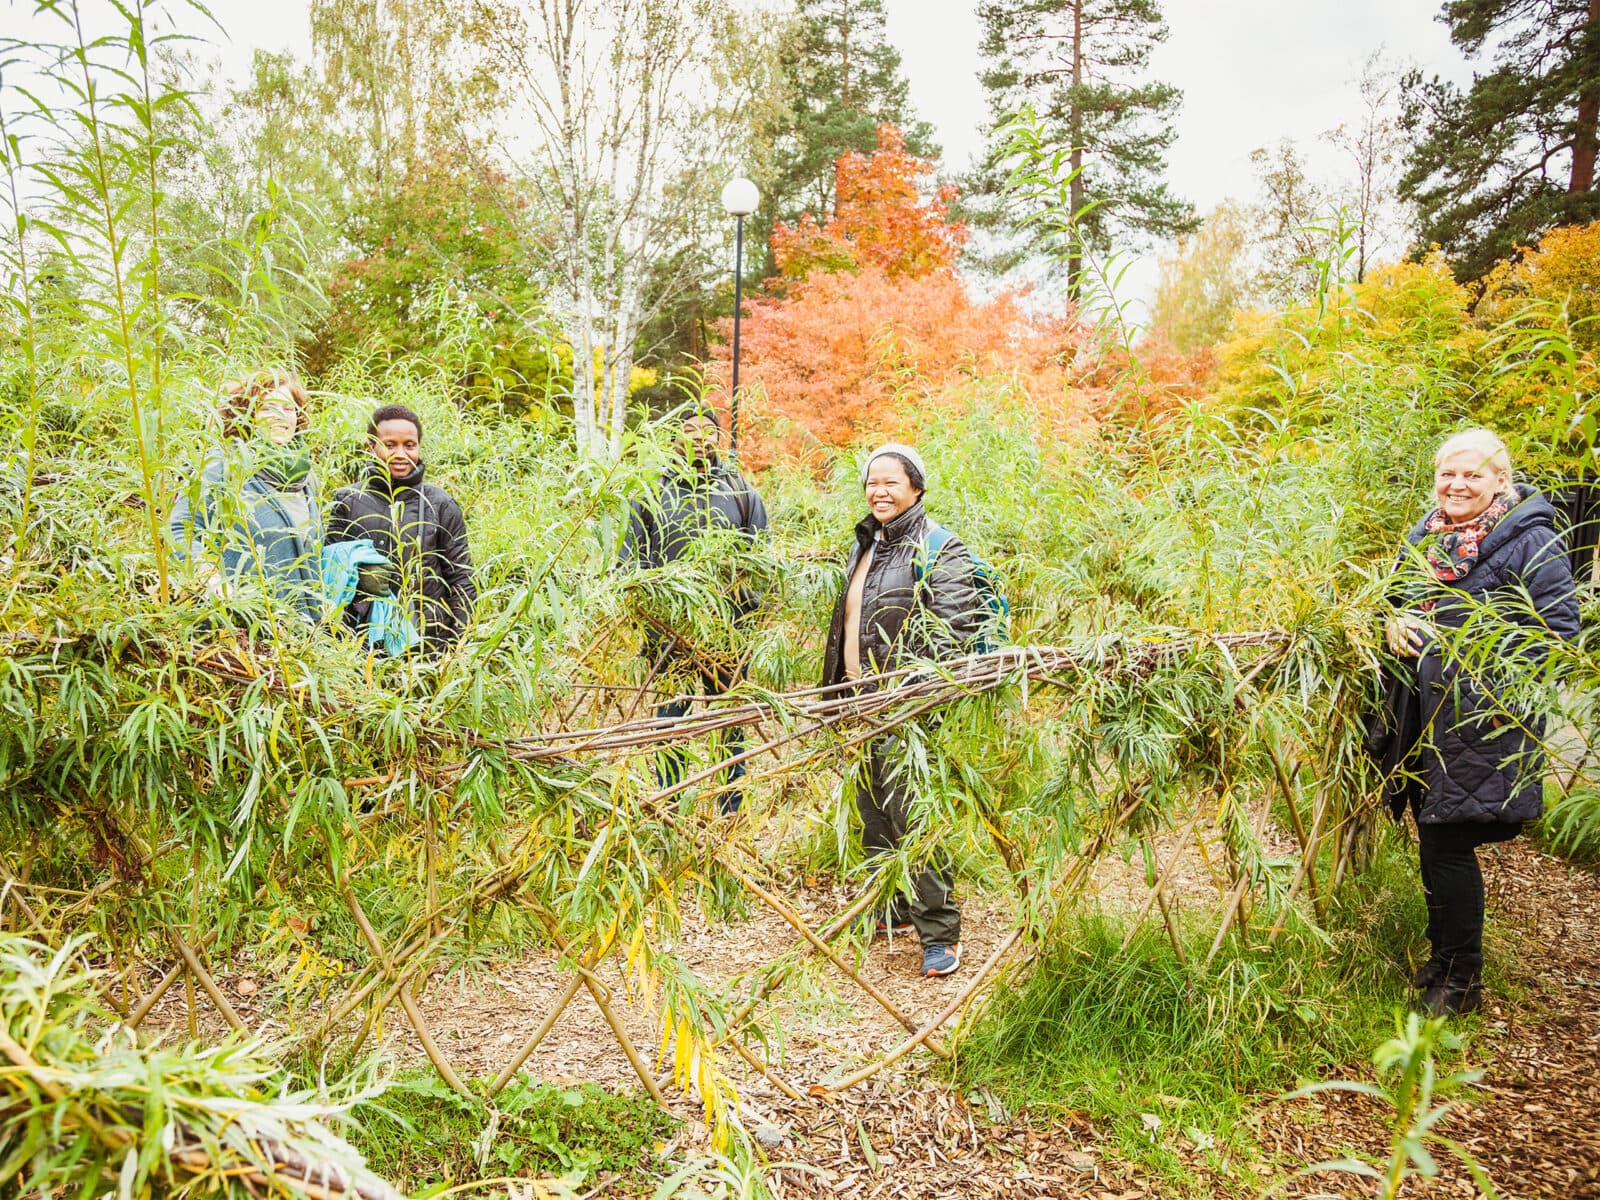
<box><xmin>1478</xmin><ymin>221</ymin><xmax>1600</xmax><ymax>352</ymax></box>
<box><xmin>1473</xmin><ymin>221</ymin><xmax>1599</xmax><ymax>464</ymax></box>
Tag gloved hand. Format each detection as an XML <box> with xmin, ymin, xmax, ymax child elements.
<box><xmin>1384</xmin><ymin>612</ymin><xmax>1430</xmax><ymax>657</ymax></box>
<box><xmin>355</xmin><ymin>561</ymin><xmax>401</xmax><ymax>599</ymax></box>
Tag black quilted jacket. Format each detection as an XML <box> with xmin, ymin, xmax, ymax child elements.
<box><xmin>1402</xmin><ymin>486</ymin><xmax>1581</xmax><ymax>825</ymax></box>
<box><xmin>821</xmin><ymin>501</ymin><xmax>984</xmax><ymax>688</ymax></box>
<box><xmin>327</xmin><ymin>463</ymin><xmax>477</xmax><ymax>648</ymax></box>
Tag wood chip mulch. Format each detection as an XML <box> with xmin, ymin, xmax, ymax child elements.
<box><xmin>753</xmin><ymin>1075</ymin><xmax>1128</xmax><ymax>1200</ymax></box>
<box><xmin>1250</xmin><ymin>841</ymin><xmax>1600</xmax><ymax>1199</ymax></box>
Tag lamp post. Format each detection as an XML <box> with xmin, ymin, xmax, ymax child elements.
<box><xmin>720</xmin><ymin>176</ymin><xmax>759</xmax><ymax>456</ymax></box>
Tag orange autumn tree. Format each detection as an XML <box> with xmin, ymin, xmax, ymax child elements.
<box><xmin>716</xmin><ymin>124</ymin><xmax>1096</xmax><ymax>465</ymax></box>
<box><xmin>771</xmin><ymin>123</ymin><xmax>968</xmax><ymax>283</ymax></box>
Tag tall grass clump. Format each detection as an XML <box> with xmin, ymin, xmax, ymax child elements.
<box><xmin>954</xmin><ymin>830</ymin><xmax>1430</xmax><ymax>1175</ymax></box>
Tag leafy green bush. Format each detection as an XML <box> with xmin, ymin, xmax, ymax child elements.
<box><xmin>351</xmin><ymin>1073</ymin><xmax>676</xmax><ymax>1191</ymax></box>
<box><xmin>0</xmin><ymin>935</ymin><xmax>399</xmax><ymax>1200</ymax></box>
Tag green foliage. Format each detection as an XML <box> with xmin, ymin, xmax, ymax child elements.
<box><xmin>0</xmin><ymin>934</ymin><xmax>396</xmax><ymax>1199</ymax></box>
<box><xmin>307</xmin><ymin>0</ymin><xmax>506</xmax><ymax>204</ymax></box>
<box><xmin>1206</xmin><ymin>255</ymin><xmax>1477</xmax><ymax>437</ymax></box>
<box><xmin>1148</xmin><ymin>202</ymin><xmax>1253</xmax><ymax>352</ymax></box>
<box><xmin>1286</xmin><ymin>1011</ymin><xmax>1498</xmax><ymax>1199</ymax></box>
<box><xmin>970</xmin><ymin>0</ymin><xmax>1196</xmax><ymax>287</ymax></box>
<box><xmin>954</xmin><ymin>832</ymin><xmax>1431</xmax><ymax>1179</ymax></box>
<box><xmin>1538</xmin><ymin>775</ymin><xmax>1600</xmax><ymax>861</ymax></box>
<box><xmin>300</xmin><ymin>148</ymin><xmax>564</xmax><ymax>413</ymax></box>
<box><xmin>351</xmin><ymin>1073</ymin><xmax>677</xmax><ymax>1191</ymax></box>
<box><xmin>1399</xmin><ymin>0</ymin><xmax>1600</xmax><ymax>283</ymax></box>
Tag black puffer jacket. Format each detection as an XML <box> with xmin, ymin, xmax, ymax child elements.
<box><xmin>623</xmin><ymin>457</ymin><xmax>768</xmax><ymax>617</ymax></box>
<box><xmin>1401</xmin><ymin>486</ymin><xmax>1581</xmax><ymax>824</ymax></box>
<box><xmin>822</xmin><ymin>501</ymin><xmax>984</xmax><ymax>688</ymax></box>
<box><xmin>327</xmin><ymin>463</ymin><xmax>477</xmax><ymax>647</ymax></box>
<box><xmin>624</xmin><ymin>459</ymin><xmax>767</xmax><ymax>564</ymax></box>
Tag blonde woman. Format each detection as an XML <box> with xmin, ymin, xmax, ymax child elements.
<box><xmin>169</xmin><ymin>370</ymin><xmax>323</xmax><ymax>621</ymax></box>
<box><xmin>1384</xmin><ymin>429</ymin><xmax>1579</xmax><ymax>1015</ymax></box>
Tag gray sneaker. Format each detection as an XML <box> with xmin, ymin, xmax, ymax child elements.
<box><xmin>922</xmin><ymin>942</ymin><xmax>962</xmax><ymax>978</ymax></box>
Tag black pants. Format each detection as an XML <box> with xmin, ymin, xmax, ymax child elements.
<box><xmin>1414</xmin><ymin>817</ymin><xmax>1521</xmax><ymax>981</ymax></box>
<box><xmin>655</xmin><ymin>659</ymin><xmax>746</xmax><ymax>814</ymax></box>
<box><xmin>858</xmin><ymin>735</ymin><xmax>961</xmax><ymax>945</ymax></box>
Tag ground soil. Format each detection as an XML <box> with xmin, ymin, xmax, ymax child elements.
<box><xmin>1257</xmin><ymin>839</ymin><xmax>1600</xmax><ymax>1200</ymax></box>
<box><xmin>142</xmin><ymin>837</ymin><xmax>1598</xmax><ymax>1199</ymax></box>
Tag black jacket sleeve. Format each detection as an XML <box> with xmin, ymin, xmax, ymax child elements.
<box><xmin>621</xmin><ymin>499</ymin><xmax>655</xmax><ymax>570</ymax></box>
<box><xmin>326</xmin><ymin>488</ymin><xmax>357</xmax><ymax>544</ymax></box>
<box><xmin>437</xmin><ymin>495</ymin><xmax>477</xmax><ymax>632</ymax></box>
<box><xmin>1520</xmin><ymin>529</ymin><xmax>1581</xmax><ymax>645</ymax></box>
<box><xmin>741</xmin><ymin>481</ymin><xmax>769</xmax><ymax>540</ymax></box>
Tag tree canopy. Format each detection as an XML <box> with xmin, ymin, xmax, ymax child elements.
<box><xmin>1400</xmin><ymin>0</ymin><xmax>1600</xmax><ymax>282</ymax></box>
<box><xmin>970</xmin><ymin>0</ymin><xmax>1195</xmax><ymax>291</ymax></box>
<box><xmin>752</xmin><ymin>0</ymin><xmax>937</xmax><ymax>278</ymax></box>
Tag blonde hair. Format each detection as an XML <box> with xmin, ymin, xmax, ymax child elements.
<box><xmin>1435</xmin><ymin>428</ymin><xmax>1516</xmax><ymax>495</ymax></box>
<box><xmin>218</xmin><ymin>369</ymin><xmax>309</xmax><ymax>440</ymax></box>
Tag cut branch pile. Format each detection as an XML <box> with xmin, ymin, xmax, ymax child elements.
<box><xmin>0</xmin><ymin>935</ymin><xmax>404</xmax><ymax>1200</ymax></box>
<box><xmin>5</xmin><ymin>624</ymin><xmax>1371</xmax><ymax>1148</ymax></box>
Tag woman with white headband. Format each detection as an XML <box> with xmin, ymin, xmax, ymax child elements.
<box><xmin>820</xmin><ymin>443</ymin><xmax>988</xmax><ymax>979</ymax></box>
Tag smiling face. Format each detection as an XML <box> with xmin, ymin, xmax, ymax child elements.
<box><xmin>863</xmin><ymin>455</ymin><xmax>921</xmax><ymax>525</ymax></box>
<box><xmin>253</xmin><ymin>389</ymin><xmax>301</xmax><ymax>446</ymax></box>
<box><xmin>371</xmin><ymin>417</ymin><xmax>422</xmax><ymax>479</ymax></box>
<box><xmin>1434</xmin><ymin>448</ymin><xmax>1510</xmax><ymax>523</ymax></box>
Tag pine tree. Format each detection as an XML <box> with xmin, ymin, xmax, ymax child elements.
<box><xmin>971</xmin><ymin>0</ymin><xmax>1194</xmax><ymax>294</ymax></box>
<box><xmin>1400</xmin><ymin>0</ymin><xmax>1600</xmax><ymax>283</ymax></box>
<box><xmin>758</xmin><ymin>0</ymin><xmax>936</xmax><ymax>266</ymax></box>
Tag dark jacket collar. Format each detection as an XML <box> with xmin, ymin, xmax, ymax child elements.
<box><xmin>663</xmin><ymin>453</ymin><xmax>729</xmax><ymax>491</ymax></box>
<box><xmin>855</xmin><ymin>499</ymin><xmax>927</xmax><ymax>550</ymax></box>
<box><xmin>368</xmin><ymin>460</ymin><xmax>426</xmax><ymax>495</ymax></box>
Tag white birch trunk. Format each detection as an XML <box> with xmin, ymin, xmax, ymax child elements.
<box><xmin>495</xmin><ymin>0</ymin><xmax>771</xmax><ymax>459</ymax></box>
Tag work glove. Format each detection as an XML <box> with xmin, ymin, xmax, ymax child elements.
<box><xmin>355</xmin><ymin>561</ymin><xmax>401</xmax><ymax>599</ymax></box>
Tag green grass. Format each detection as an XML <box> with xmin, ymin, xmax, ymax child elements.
<box><xmin>952</xmin><ymin>829</ymin><xmax>1474</xmax><ymax>1190</ymax></box>
<box><xmin>348</xmin><ymin>1073</ymin><xmax>677</xmax><ymax>1193</ymax></box>
<box><xmin>1534</xmin><ymin>776</ymin><xmax>1600</xmax><ymax>863</ymax></box>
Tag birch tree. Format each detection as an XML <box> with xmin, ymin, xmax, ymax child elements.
<box><xmin>490</xmin><ymin>0</ymin><xmax>767</xmax><ymax>458</ymax></box>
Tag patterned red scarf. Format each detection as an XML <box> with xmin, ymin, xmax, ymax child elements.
<box><xmin>1422</xmin><ymin>494</ymin><xmax>1515</xmax><ymax>582</ymax></box>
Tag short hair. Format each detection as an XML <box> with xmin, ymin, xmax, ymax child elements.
<box><xmin>676</xmin><ymin>400</ymin><xmax>721</xmax><ymax>429</ymax></box>
<box><xmin>1436</xmin><ymin>428</ymin><xmax>1514</xmax><ymax>491</ymax></box>
<box><xmin>218</xmin><ymin>369</ymin><xmax>309</xmax><ymax>439</ymax></box>
<box><xmin>369</xmin><ymin>403</ymin><xmax>423</xmax><ymax>441</ymax></box>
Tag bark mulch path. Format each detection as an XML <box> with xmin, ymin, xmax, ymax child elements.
<box><xmin>138</xmin><ymin>839</ymin><xmax>1599</xmax><ymax>1198</ymax></box>
<box><xmin>1254</xmin><ymin>840</ymin><xmax>1600</xmax><ymax>1200</ymax></box>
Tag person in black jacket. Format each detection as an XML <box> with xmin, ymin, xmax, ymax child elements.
<box><xmin>821</xmin><ymin>443</ymin><xmax>985</xmax><ymax>979</ymax></box>
<box><xmin>1384</xmin><ymin>428</ymin><xmax>1580</xmax><ymax>1015</ymax></box>
<box><xmin>623</xmin><ymin>402</ymin><xmax>769</xmax><ymax>812</ymax></box>
<box><xmin>327</xmin><ymin>404</ymin><xmax>477</xmax><ymax>651</ymax></box>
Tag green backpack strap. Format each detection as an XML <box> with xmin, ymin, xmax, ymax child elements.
<box><xmin>913</xmin><ymin>524</ymin><xmax>956</xmax><ymax>585</ymax></box>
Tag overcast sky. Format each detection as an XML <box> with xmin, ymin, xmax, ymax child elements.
<box><xmin>3</xmin><ymin>0</ymin><xmax>1474</xmax><ymax>312</ymax></box>
<box><xmin>880</xmin><ymin>0</ymin><xmax>1473</xmax><ymax>310</ymax></box>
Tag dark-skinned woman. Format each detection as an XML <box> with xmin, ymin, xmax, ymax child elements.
<box><xmin>821</xmin><ymin>444</ymin><xmax>985</xmax><ymax>979</ymax></box>
<box><xmin>1383</xmin><ymin>428</ymin><xmax>1580</xmax><ymax>1015</ymax></box>
<box><xmin>326</xmin><ymin>403</ymin><xmax>476</xmax><ymax>651</ymax></box>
